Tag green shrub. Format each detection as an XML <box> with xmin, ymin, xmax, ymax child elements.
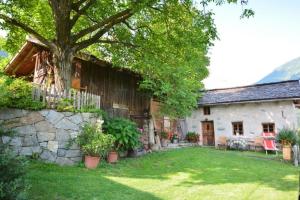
<box><xmin>0</xmin><ymin>124</ymin><xmax>29</xmax><ymax>200</ymax></box>
<box><xmin>76</xmin><ymin>123</ymin><xmax>115</xmax><ymax>157</ymax></box>
<box><xmin>0</xmin><ymin>73</ymin><xmax>44</xmax><ymax>110</ymax></box>
<box><xmin>0</xmin><ymin>148</ymin><xmax>29</xmax><ymax>200</ymax></box>
<box><xmin>57</xmin><ymin>98</ymin><xmax>75</xmax><ymax>112</ymax></box>
<box><xmin>103</xmin><ymin>118</ymin><xmax>141</xmax><ymax>152</ymax></box>
<box><xmin>276</xmin><ymin>128</ymin><xmax>297</xmax><ymax>145</ymax></box>
<box><xmin>186</xmin><ymin>132</ymin><xmax>199</xmax><ymax>143</ymax></box>
<box><xmin>160</xmin><ymin>131</ymin><xmax>168</xmax><ymax>139</ymax></box>
<box><xmin>77</xmin><ymin>106</ymin><xmax>108</xmax><ymax>120</ymax></box>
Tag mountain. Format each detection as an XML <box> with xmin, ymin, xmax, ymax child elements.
<box><xmin>257</xmin><ymin>57</ymin><xmax>300</xmax><ymax>84</ymax></box>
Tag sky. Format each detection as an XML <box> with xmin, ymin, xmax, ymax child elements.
<box><xmin>203</xmin><ymin>0</ymin><xmax>300</xmax><ymax>89</ymax></box>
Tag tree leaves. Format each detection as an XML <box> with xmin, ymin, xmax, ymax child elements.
<box><xmin>0</xmin><ymin>0</ymin><xmax>253</xmax><ymax>117</ymax></box>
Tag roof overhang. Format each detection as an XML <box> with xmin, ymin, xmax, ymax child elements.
<box><xmin>4</xmin><ymin>41</ymin><xmax>41</xmax><ymax>76</ymax></box>
<box><xmin>4</xmin><ymin>37</ymin><xmax>141</xmax><ymax>78</ymax></box>
<box><xmin>198</xmin><ymin>97</ymin><xmax>300</xmax><ymax>107</ymax></box>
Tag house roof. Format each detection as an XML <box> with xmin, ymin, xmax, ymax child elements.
<box><xmin>199</xmin><ymin>80</ymin><xmax>300</xmax><ymax>106</ymax></box>
<box><xmin>4</xmin><ymin>38</ymin><xmax>140</xmax><ymax>77</ymax></box>
<box><xmin>4</xmin><ymin>41</ymin><xmax>39</xmax><ymax>76</ymax></box>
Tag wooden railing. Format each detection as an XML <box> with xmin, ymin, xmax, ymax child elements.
<box><xmin>32</xmin><ymin>85</ymin><xmax>101</xmax><ymax>110</ymax></box>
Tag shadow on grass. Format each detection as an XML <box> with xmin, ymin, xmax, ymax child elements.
<box><xmin>27</xmin><ymin>148</ymin><xmax>298</xmax><ymax>199</ymax></box>
<box><xmin>27</xmin><ymin>163</ymin><xmax>161</xmax><ymax>200</ymax></box>
<box><xmin>100</xmin><ymin>148</ymin><xmax>298</xmax><ymax>192</ymax></box>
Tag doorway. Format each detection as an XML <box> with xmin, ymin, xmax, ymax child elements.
<box><xmin>202</xmin><ymin>121</ymin><xmax>215</xmax><ymax>146</ymax></box>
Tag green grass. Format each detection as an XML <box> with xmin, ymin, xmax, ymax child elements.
<box><xmin>27</xmin><ymin>147</ymin><xmax>299</xmax><ymax>200</ymax></box>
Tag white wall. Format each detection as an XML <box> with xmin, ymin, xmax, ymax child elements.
<box><xmin>186</xmin><ymin>100</ymin><xmax>299</xmax><ymax>145</ymax></box>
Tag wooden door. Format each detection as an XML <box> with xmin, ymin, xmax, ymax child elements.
<box><xmin>202</xmin><ymin>121</ymin><xmax>215</xmax><ymax>146</ymax></box>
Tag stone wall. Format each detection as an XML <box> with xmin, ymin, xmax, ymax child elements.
<box><xmin>0</xmin><ymin>108</ymin><xmax>101</xmax><ymax>165</ymax></box>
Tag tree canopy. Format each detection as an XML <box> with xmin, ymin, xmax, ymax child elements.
<box><xmin>0</xmin><ymin>0</ymin><xmax>252</xmax><ymax>117</ymax></box>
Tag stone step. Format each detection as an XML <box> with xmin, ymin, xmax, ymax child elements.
<box><xmin>163</xmin><ymin>142</ymin><xmax>200</xmax><ymax>149</ymax></box>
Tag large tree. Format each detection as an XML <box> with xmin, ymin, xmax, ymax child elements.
<box><xmin>0</xmin><ymin>0</ymin><xmax>252</xmax><ymax>117</ymax></box>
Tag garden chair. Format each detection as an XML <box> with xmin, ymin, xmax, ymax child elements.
<box><xmin>262</xmin><ymin>132</ymin><xmax>278</xmax><ymax>155</ymax></box>
<box><xmin>249</xmin><ymin>137</ymin><xmax>263</xmax><ymax>151</ymax></box>
<box><xmin>217</xmin><ymin>136</ymin><xmax>227</xmax><ymax>150</ymax></box>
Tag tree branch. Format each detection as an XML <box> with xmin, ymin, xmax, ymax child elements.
<box><xmin>98</xmin><ymin>39</ymin><xmax>139</xmax><ymax>48</ymax></box>
<box><xmin>122</xmin><ymin>21</ymin><xmax>150</xmax><ymax>31</ymax></box>
<box><xmin>72</xmin><ymin>8</ymin><xmax>133</xmax><ymax>42</ymax></box>
<box><xmin>72</xmin><ymin>0</ymin><xmax>89</xmax><ymax>11</ymax></box>
<box><xmin>74</xmin><ymin>9</ymin><xmax>134</xmax><ymax>50</ymax></box>
<box><xmin>70</xmin><ymin>0</ymin><xmax>96</xmax><ymax>28</ymax></box>
<box><xmin>0</xmin><ymin>13</ymin><xmax>55</xmax><ymax>50</ymax></box>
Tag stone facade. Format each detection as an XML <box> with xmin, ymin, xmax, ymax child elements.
<box><xmin>186</xmin><ymin>100</ymin><xmax>300</xmax><ymax>146</ymax></box>
<box><xmin>0</xmin><ymin>108</ymin><xmax>101</xmax><ymax>165</ymax></box>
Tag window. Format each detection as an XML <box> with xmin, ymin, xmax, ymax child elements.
<box><xmin>203</xmin><ymin>106</ymin><xmax>211</xmax><ymax>115</ymax></box>
<box><xmin>262</xmin><ymin>123</ymin><xmax>275</xmax><ymax>133</ymax></box>
<box><xmin>232</xmin><ymin>122</ymin><xmax>243</xmax><ymax>136</ymax></box>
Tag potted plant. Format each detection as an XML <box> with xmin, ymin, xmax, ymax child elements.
<box><xmin>160</xmin><ymin>131</ymin><xmax>169</xmax><ymax>147</ymax></box>
<box><xmin>107</xmin><ymin>150</ymin><xmax>118</xmax><ymax>164</ymax></box>
<box><xmin>107</xmin><ymin>144</ymin><xmax>119</xmax><ymax>164</ymax></box>
<box><xmin>276</xmin><ymin>128</ymin><xmax>297</xmax><ymax>161</ymax></box>
<box><xmin>76</xmin><ymin>123</ymin><xmax>115</xmax><ymax>169</ymax></box>
<box><xmin>186</xmin><ymin>132</ymin><xmax>199</xmax><ymax>143</ymax></box>
<box><xmin>103</xmin><ymin>118</ymin><xmax>141</xmax><ymax>158</ymax></box>
<box><xmin>171</xmin><ymin>133</ymin><xmax>179</xmax><ymax>144</ymax></box>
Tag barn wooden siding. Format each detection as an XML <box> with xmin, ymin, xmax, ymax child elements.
<box><xmin>79</xmin><ymin>59</ymin><xmax>150</xmax><ymax>121</ymax></box>
<box><xmin>5</xmin><ymin>40</ymin><xmax>151</xmax><ymax>127</ymax></box>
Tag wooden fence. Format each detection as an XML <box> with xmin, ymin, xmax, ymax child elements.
<box><xmin>32</xmin><ymin>86</ymin><xmax>101</xmax><ymax>110</ymax></box>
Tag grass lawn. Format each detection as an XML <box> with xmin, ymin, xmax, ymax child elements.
<box><xmin>27</xmin><ymin>147</ymin><xmax>299</xmax><ymax>200</ymax></box>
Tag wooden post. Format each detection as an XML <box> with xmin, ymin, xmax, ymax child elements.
<box><xmin>42</xmin><ymin>88</ymin><xmax>46</xmax><ymax>104</ymax></box>
<box><xmin>47</xmin><ymin>87</ymin><xmax>50</xmax><ymax>108</ymax></box>
<box><xmin>84</xmin><ymin>91</ymin><xmax>87</xmax><ymax>107</ymax></box>
<box><xmin>78</xmin><ymin>91</ymin><xmax>81</xmax><ymax>110</ymax></box>
<box><xmin>36</xmin><ymin>86</ymin><xmax>41</xmax><ymax>102</ymax></box>
<box><xmin>73</xmin><ymin>90</ymin><xmax>76</xmax><ymax>109</ymax></box>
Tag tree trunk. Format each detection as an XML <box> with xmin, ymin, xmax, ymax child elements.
<box><xmin>53</xmin><ymin>47</ymin><xmax>74</xmax><ymax>91</ymax></box>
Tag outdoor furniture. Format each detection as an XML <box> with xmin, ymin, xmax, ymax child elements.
<box><xmin>249</xmin><ymin>137</ymin><xmax>264</xmax><ymax>151</ymax></box>
<box><xmin>262</xmin><ymin>132</ymin><xmax>278</xmax><ymax>155</ymax></box>
<box><xmin>227</xmin><ymin>137</ymin><xmax>248</xmax><ymax>150</ymax></box>
<box><xmin>217</xmin><ymin>136</ymin><xmax>227</xmax><ymax>150</ymax></box>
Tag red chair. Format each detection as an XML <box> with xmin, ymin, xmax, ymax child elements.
<box><xmin>262</xmin><ymin>132</ymin><xmax>278</xmax><ymax>155</ymax></box>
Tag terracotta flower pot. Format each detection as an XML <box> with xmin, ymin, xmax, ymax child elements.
<box><xmin>282</xmin><ymin>144</ymin><xmax>292</xmax><ymax>161</ymax></box>
<box><xmin>108</xmin><ymin>151</ymin><xmax>118</xmax><ymax>163</ymax></box>
<box><xmin>84</xmin><ymin>155</ymin><xmax>100</xmax><ymax>169</ymax></box>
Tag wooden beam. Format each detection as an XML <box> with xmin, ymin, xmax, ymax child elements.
<box><xmin>12</xmin><ymin>46</ymin><xmax>36</xmax><ymax>75</ymax></box>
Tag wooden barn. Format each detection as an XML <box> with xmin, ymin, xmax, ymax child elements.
<box><xmin>4</xmin><ymin>39</ymin><xmax>151</xmax><ymax>126</ymax></box>
<box><xmin>4</xmin><ymin>38</ymin><xmax>186</xmax><ymax>149</ymax></box>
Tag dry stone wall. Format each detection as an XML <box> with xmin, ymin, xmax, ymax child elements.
<box><xmin>0</xmin><ymin>108</ymin><xmax>102</xmax><ymax>165</ymax></box>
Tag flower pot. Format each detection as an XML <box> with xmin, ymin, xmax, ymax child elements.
<box><xmin>282</xmin><ymin>144</ymin><xmax>292</xmax><ymax>161</ymax></box>
<box><xmin>161</xmin><ymin>139</ymin><xmax>169</xmax><ymax>147</ymax></box>
<box><xmin>108</xmin><ymin>151</ymin><xmax>118</xmax><ymax>163</ymax></box>
<box><xmin>84</xmin><ymin>155</ymin><xmax>100</xmax><ymax>169</ymax></box>
<box><xmin>172</xmin><ymin>139</ymin><xmax>178</xmax><ymax>144</ymax></box>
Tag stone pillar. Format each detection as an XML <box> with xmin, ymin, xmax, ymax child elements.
<box><xmin>149</xmin><ymin>118</ymin><xmax>155</xmax><ymax>145</ymax></box>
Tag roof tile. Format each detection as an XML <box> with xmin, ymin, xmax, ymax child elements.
<box><xmin>199</xmin><ymin>80</ymin><xmax>300</xmax><ymax>105</ymax></box>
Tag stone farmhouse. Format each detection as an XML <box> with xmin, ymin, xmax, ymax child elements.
<box><xmin>185</xmin><ymin>80</ymin><xmax>300</xmax><ymax>146</ymax></box>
